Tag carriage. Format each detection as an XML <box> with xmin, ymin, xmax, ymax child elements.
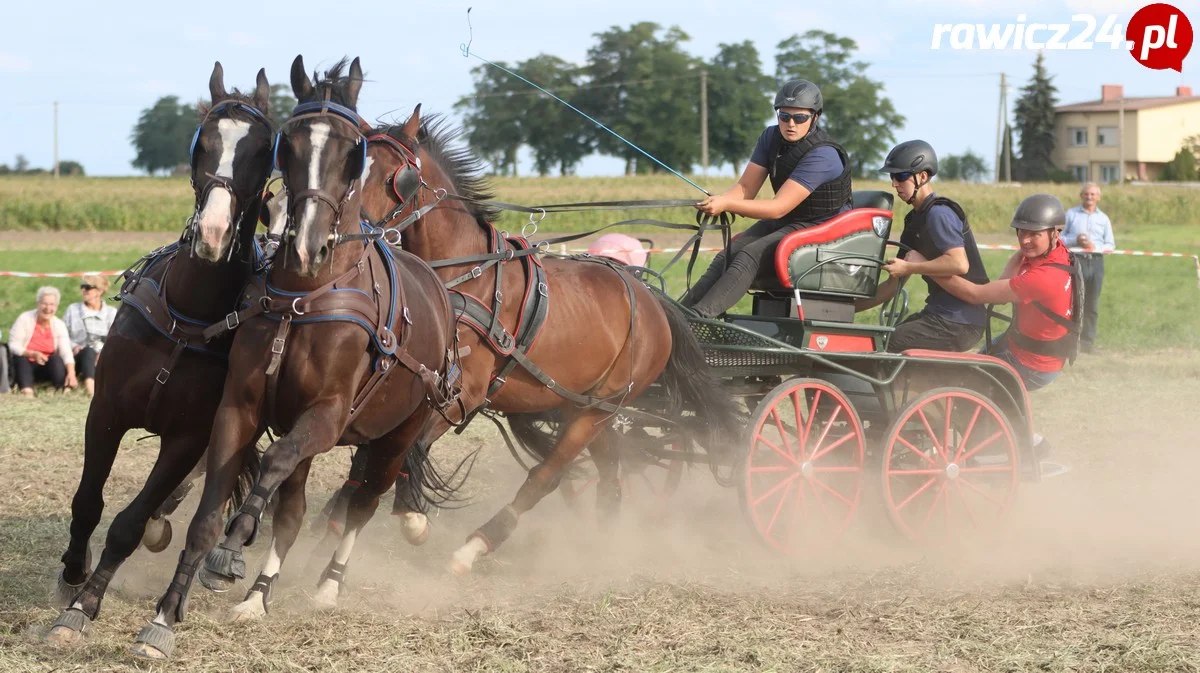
<box><xmin>502</xmin><ymin>190</ymin><xmax>1054</xmax><ymax>554</ymax></box>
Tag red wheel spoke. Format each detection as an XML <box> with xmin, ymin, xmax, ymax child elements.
<box><xmin>887</xmin><ymin>468</ymin><xmax>946</xmax><ymax>476</ymax></box>
<box><xmin>749</xmin><ymin>465</ymin><xmax>791</xmax><ymax>474</ymax></box>
<box><xmin>958</xmin><ymin>430</ymin><xmax>1004</xmax><ymax>464</ymax></box>
<box><xmin>893</xmin><ymin>476</ymin><xmax>938</xmax><ymax>512</ymax></box>
<box><xmin>918</xmin><ymin>407</ymin><xmax>948</xmax><ymax>462</ymax></box>
<box><xmin>942</xmin><ymin>397</ymin><xmax>955</xmax><ymax>462</ymax></box>
<box><xmin>917</xmin><ymin>483</ymin><xmax>947</xmax><ymax>532</ymax></box>
<box><xmin>809</xmin><ymin>429</ymin><xmax>856</xmax><ymax>463</ymax></box>
<box><xmin>810</xmin><ymin>475</ymin><xmax>855</xmax><ymax>507</ymax></box>
<box><xmin>752</xmin><ymin>473</ymin><xmax>800</xmax><ymax>508</ymax></box>
<box><xmin>957</xmin><ymin>475</ymin><xmax>1010</xmax><ymax>509</ymax></box>
<box><xmin>809</xmin><ymin>404</ymin><xmax>844</xmax><ymax>462</ymax></box>
<box><xmin>764</xmin><ymin>480</ymin><xmax>796</xmax><ymax>538</ymax></box>
<box><xmin>809</xmin><ymin>477</ymin><xmax>834</xmax><ymax>525</ymax></box>
<box><xmin>786</xmin><ymin>479</ymin><xmax>809</xmax><ymax>545</ymax></box>
<box><xmin>894</xmin><ymin>435</ymin><xmax>938</xmax><ymax>467</ymax></box>
<box><xmin>800</xmin><ymin>389</ymin><xmax>823</xmax><ymax>458</ymax></box>
<box><xmin>953</xmin><ymin>406</ymin><xmax>984</xmax><ymax>463</ymax></box>
<box><xmin>954</xmin><ymin>481</ymin><xmax>980</xmax><ymax>528</ymax></box>
<box><xmin>770</xmin><ymin>408</ymin><xmax>794</xmax><ymax>459</ymax></box>
<box><xmin>814</xmin><ymin>465</ymin><xmax>862</xmax><ymax>473</ymax></box>
<box><xmin>754</xmin><ymin>434</ymin><xmax>799</xmax><ymax>466</ymax></box>
<box><xmin>959</xmin><ymin>465</ymin><xmax>1015</xmax><ymax>474</ymax></box>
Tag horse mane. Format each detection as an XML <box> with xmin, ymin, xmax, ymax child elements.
<box><xmin>304</xmin><ymin>57</ymin><xmax>357</xmax><ymax>107</ymax></box>
<box><xmin>197</xmin><ymin>89</ymin><xmax>265</xmax><ymax>120</ymax></box>
<box><xmin>376</xmin><ymin>113</ymin><xmax>499</xmax><ymax>224</ymax></box>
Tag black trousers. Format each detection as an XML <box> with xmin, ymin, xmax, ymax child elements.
<box><xmin>886</xmin><ymin>310</ymin><xmax>985</xmax><ymax>354</ymax></box>
<box><xmin>681</xmin><ymin>218</ymin><xmax>804</xmax><ymax>318</ymax></box>
<box><xmin>76</xmin><ymin>346</ymin><xmax>99</xmax><ymax>380</ymax></box>
<box><xmin>12</xmin><ymin>353</ymin><xmax>67</xmax><ymax>390</ymax></box>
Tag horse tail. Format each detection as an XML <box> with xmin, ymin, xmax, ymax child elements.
<box><xmin>652</xmin><ymin>291</ymin><xmax>745</xmax><ymax>485</ymax></box>
<box><xmin>393</xmin><ymin>437</ymin><xmax>478</xmax><ymax>515</ymax></box>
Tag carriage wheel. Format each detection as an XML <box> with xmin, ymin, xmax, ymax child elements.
<box><xmin>558</xmin><ymin>439</ymin><xmax>686</xmax><ymax>522</ymax></box>
<box><xmin>881</xmin><ymin>387</ymin><xmax>1019</xmax><ymax>544</ymax></box>
<box><xmin>740</xmin><ymin>378</ymin><xmax>865</xmax><ymax>555</ymax></box>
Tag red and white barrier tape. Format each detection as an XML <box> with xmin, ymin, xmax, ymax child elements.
<box><xmin>3</xmin><ymin>245</ymin><xmax>1198</xmax><ymax>288</ymax></box>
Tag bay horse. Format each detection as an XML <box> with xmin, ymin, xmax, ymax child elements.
<box><xmin>43</xmin><ymin>63</ymin><xmax>275</xmax><ymax>647</ymax></box>
<box><xmin>334</xmin><ymin>104</ymin><xmax>744</xmax><ymax>574</ymax></box>
<box><xmin>128</xmin><ymin>56</ymin><xmax>461</xmax><ymax>659</ymax></box>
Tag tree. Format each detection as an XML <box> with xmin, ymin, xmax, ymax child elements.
<box><xmin>515</xmin><ymin>54</ymin><xmax>593</xmax><ymax>176</ymax></box>
<box><xmin>268</xmin><ymin>83</ymin><xmax>295</xmax><ymax>128</ymax></box>
<box><xmin>57</xmin><ymin>160</ymin><xmax>85</xmax><ymax>176</ymax></box>
<box><xmin>707</xmin><ymin>41</ymin><xmax>774</xmax><ymax>175</ymax></box>
<box><xmin>14</xmin><ymin>154</ymin><xmax>29</xmax><ymax>172</ymax></box>
<box><xmin>1012</xmin><ymin>52</ymin><xmax>1058</xmax><ymax>181</ymax></box>
<box><xmin>578</xmin><ymin>22</ymin><xmax>702</xmax><ymax>175</ymax></box>
<box><xmin>940</xmin><ymin>149</ymin><xmax>989</xmax><ymax>182</ymax></box>
<box><xmin>455</xmin><ymin>62</ymin><xmax>525</xmax><ymax>176</ymax></box>
<box><xmin>130</xmin><ymin>96</ymin><xmax>197</xmax><ymax>175</ymax></box>
<box><xmin>774</xmin><ymin>31</ymin><xmax>905</xmax><ymax>178</ymax></box>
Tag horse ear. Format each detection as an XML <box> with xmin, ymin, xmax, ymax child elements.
<box><xmin>291</xmin><ymin>54</ymin><xmax>313</xmax><ymax>101</ymax></box>
<box><xmin>209</xmin><ymin>61</ymin><xmax>227</xmax><ymax>103</ymax></box>
<box><xmin>253</xmin><ymin>68</ymin><xmax>270</xmax><ymax>115</ymax></box>
<box><xmin>401</xmin><ymin>103</ymin><xmax>422</xmax><ymax>140</ymax></box>
<box><xmin>346</xmin><ymin>57</ymin><xmax>364</xmax><ymax>109</ymax></box>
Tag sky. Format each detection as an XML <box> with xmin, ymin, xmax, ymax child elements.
<box><xmin>2</xmin><ymin>0</ymin><xmax>1194</xmax><ymax>181</ymax></box>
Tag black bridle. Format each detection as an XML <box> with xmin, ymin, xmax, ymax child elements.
<box><xmin>183</xmin><ymin>100</ymin><xmax>274</xmax><ymax>261</ymax></box>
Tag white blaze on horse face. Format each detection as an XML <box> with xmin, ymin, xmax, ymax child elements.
<box><xmin>196</xmin><ymin>119</ymin><xmax>251</xmax><ymax>255</ymax></box>
<box><xmin>294</xmin><ymin>122</ymin><xmax>331</xmax><ymax>270</ymax></box>
<box><xmin>267</xmin><ymin>192</ymin><xmax>289</xmax><ymax>238</ymax></box>
<box><xmin>360</xmin><ymin>155</ymin><xmax>374</xmax><ymax>192</ymax></box>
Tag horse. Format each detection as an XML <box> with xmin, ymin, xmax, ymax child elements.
<box><xmin>128</xmin><ymin>56</ymin><xmax>462</xmax><ymax>660</ymax></box>
<box><xmin>43</xmin><ymin>63</ymin><xmax>276</xmax><ymax>648</ymax></box>
<box><xmin>328</xmin><ymin>102</ymin><xmax>745</xmax><ymax>575</ymax></box>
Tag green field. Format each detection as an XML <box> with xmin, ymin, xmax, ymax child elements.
<box><xmin>1</xmin><ymin>175</ymin><xmax>1198</xmax><ymax>354</ymax></box>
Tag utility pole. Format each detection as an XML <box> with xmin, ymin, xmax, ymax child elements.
<box><xmin>995</xmin><ymin>73</ymin><xmax>1006</xmax><ymax>182</ymax></box>
<box><xmin>699</xmin><ymin>70</ymin><xmax>708</xmax><ymax>175</ymax></box>
<box><xmin>1118</xmin><ymin>96</ymin><xmax>1126</xmax><ymax>184</ymax></box>
<box><xmin>53</xmin><ymin>100</ymin><xmax>60</xmax><ymax>179</ymax></box>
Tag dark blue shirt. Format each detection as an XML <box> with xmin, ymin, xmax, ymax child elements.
<box><xmin>922</xmin><ymin>204</ymin><xmax>986</xmax><ymax>326</ymax></box>
<box><xmin>748</xmin><ymin>127</ymin><xmax>851</xmax><ymax>223</ymax></box>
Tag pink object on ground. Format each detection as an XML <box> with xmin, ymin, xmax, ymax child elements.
<box><xmin>587</xmin><ymin>233</ymin><xmax>648</xmax><ymax>267</ymax></box>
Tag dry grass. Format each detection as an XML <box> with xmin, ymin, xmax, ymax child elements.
<box><xmin>1</xmin><ymin>351</ymin><xmax>1200</xmax><ymax>671</ymax></box>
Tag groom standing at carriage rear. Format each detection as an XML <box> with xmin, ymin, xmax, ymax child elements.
<box><xmin>681</xmin><ymin>79</ymin><xmax>854</xmax><ymax>318</ymax></box>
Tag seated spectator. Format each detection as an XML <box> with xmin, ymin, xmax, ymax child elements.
<box><xmin>8</xmin><ymin>286</ymin><xmax>77</xmax><ymax>397</ymax></box>
<box><xmin>63</xmin><ymin>274</ymin><xmax>118</xmax><ymax>396</ymax></box>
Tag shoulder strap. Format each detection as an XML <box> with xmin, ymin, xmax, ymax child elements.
<box><xmin>1031</xmin><ymin>301</ymin><xmax>1079</xmax><ymax>333</ymax></box>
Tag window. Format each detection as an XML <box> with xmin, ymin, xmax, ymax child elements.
<box><xmin>1069</xmin><ymin>165</ymin><xmax>1088</xmax><ymax>182</ymax></box>
<box><xmin>1097</xmin><ymin>126</ymin><xmax>1119</xmax><ymax>146</ymax></box>
<box><xmin>1100</xmin><ymin>164</ymin><xmax>1120</xmax><ymax>183</ymax></box>
<box><xmin>1069</xmin><ymin>127</ymin><xmax>1088</xmax><ymax>146</ymax></box>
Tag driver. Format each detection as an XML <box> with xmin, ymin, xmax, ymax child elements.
<box><xmin>681</xmin><ymin>79</ymin><xmax>853</xmax><ymax>318</ymax></box>
<box><xmin>858</xmin><ymin>140</ymin><xmax>990</xmax><ymax>353</ymax></box>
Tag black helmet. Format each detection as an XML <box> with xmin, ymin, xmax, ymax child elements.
<box><xmin>774</xmin><ymin>79</ymin><xmax>823</xmax><ymax>113</ymax></box>
<box><xmin>879</xmin><ymin>140</ymin><xmax>938</xmax><ymax>177</ymax></box>
<box><xmin>1010</xmin><ymin>193</ymin><xmax>1066</xmax><ymax>231</ymax></box>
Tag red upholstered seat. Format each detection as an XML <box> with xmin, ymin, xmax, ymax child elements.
<box><xmin>771</xmin><ymin>208</ymin><xmax>891</xmax><ymax>289</ymax></box>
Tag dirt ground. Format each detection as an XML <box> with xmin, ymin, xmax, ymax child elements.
<box><xmin>1</xmin><ymin>350</ymin><xmax>1199</xmax><ymax>671</ymax></box>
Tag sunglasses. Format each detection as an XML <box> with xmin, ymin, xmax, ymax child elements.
<box><xmin>80</xmin><ymin>284</ymin><xmax>96</xmax><ymax>291</ymax></box>
<box><xmin>776</xmin><ymin>110</ymin><xmax>814</xmax><ymax>125</ymax></box>
<box><xmin>890</xmin><ymin>172</ymin><xmax>915</xmax><ymax>182</ymax></box>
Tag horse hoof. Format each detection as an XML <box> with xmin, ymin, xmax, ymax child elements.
<box><xmin>227</xmin><ymin>596</ymin><xmax>267</xmax><ymax>622</ymax></box>
<box><xmin>142</xmin><ymin>517</ymin><xmax>173</xmax><ymax>553</ymax></box>
<box><xmin>312</xmin><ymin>585</ymin><xmax>339</xmax><ymax>610</ymax></box>
<box><xmin>130</xmin><ymin>622</ymin><xmax>174</xmax><ymax>660</ymax></box>
<box><xmin>44</xmin><ymin>608</ymin><xmax>90</xmax><ymax>646</ymax></box>
<box><xmin>400</xmin><ymin>513</ymin><xmax>430</xmax><ymax>546</ymax></box>
<box><xmin>51</xmin><ymin>572</ymin><xmax>86</xmax><ymax>609</ymax></box>
<box><xmin>198</xmin><ymin>568</ymin><xmax>236</xmax><ymax>594</ymax></box>
<box><xmin>447</xmin><ymin>559</ymin><xmax>473</xmax><ymax>577</ymax></box>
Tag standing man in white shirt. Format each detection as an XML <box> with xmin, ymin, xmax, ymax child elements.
<box><xmin>1061</xmin><ymin>182</ymin><xmax>1114</xmax><ymax>353</ymax></box>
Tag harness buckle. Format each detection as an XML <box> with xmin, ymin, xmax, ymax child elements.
<box><xmin>538</xmin><ymin>282</ymin><xmax>549</xmax><ymax>297</ymax></box>
<box><xmin>470</xmin><ymin>267</ymin><xmax>483</xmax><ymax>279</ymax></box>
<box><xmin>291</xmin><ymin>297</ymin><xmax>306</xmax><ymax>316</ymax></box>
<box><xmin>383</xmin><ymin>228</ymin><xmax>402</xmax><ymax>246</ymax></box>
<box><xmin>403</xmin><ymin>307</ymin><xmax>413</xmax><ymax>325</ymax></box>
<box><xmin>225</xmin><ymin>312</ymin><xmax>240</xmax><ymax>331</ymax></box>
<box><xmin>156</xmin><ymin>368</ymin><xmax>171</xmax><ymax>385</ymax></box>
<box><xmin>271</xmin><ymin>338</ymin><xmax>286</xmax><ymax>355</ymax></box>
<box><xmin>495</xmin><ymin>290</ymin><xmax>504</xmax><ymax>304</ymax></box>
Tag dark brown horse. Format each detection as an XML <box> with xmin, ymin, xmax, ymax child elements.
<box><xmin>342</xmin><ymin>107</ymin><xmax>744</xmax><ymax>575</ymax></box>
<box><xmin>43</xmin><ymin>63</ymin><xmax>275</xmax><ymax>647</ymax></box>
<box><xmin>128</xmin><ymin>56</ymin><xmax>461</xmax><ymax>659</ymax></box>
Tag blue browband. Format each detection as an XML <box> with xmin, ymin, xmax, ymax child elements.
<box><xmin>188</xmin><ymin>100</ymin><xmax>272</xmax><ymax>165</ymax></box>
<box><xmin>273</xmin><ymin>99</ymin><xmax>370</xmax><ymax>176</ymax></box>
